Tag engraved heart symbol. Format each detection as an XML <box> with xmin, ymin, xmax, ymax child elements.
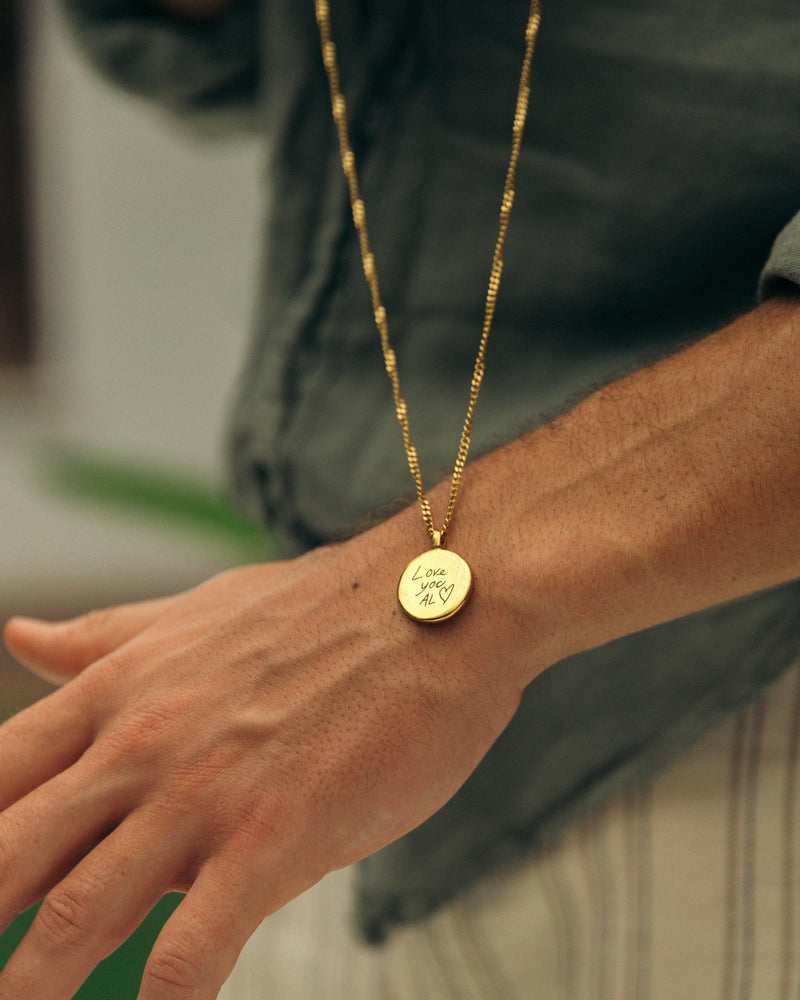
<box><xmin>440</xmin><ymin>583</ymin><xmax>454</xmax><ymax>605</ymax></box>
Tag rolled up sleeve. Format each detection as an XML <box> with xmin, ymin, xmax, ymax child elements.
<box><xmin>61</xmin><ymin>0</ymin><xmax>261</xmax><ymax>124</ymax></box>
<box><xmin>759</xmin><ymin>211</ymin><xmax>800</xmax><ymax>298</ymax></box>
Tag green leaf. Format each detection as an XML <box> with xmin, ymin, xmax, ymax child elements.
<box><xmin>41</xmin><ymin>445</ymin><xmax>273</xmax><ymax>558</ymax></box>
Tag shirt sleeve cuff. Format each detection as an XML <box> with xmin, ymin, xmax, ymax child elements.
<box><xmin>759</xmin><ymin>211</ymin><xmax>800</xmax><ymax>299</ymax></box>
<box><xmin>61</xmin><ymin>0</ymin><xmax>260</xmax><ymax>123</ymax></box>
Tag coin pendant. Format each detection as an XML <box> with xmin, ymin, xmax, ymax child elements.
<box><xmin>397</xmin><ymin>548</ymin><xmax>473</xmax><ymax>623</ymax></box>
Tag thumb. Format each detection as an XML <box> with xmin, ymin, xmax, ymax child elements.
<box><xmin>4</xmin><ymin>596</ymin><xmax>176</xmax><ymax>685</ymax></box>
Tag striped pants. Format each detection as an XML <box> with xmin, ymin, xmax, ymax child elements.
<box><xmin>220</xmin><ymin>656</ymin><xmax>800</xmax><ymax>1000</ymax></box>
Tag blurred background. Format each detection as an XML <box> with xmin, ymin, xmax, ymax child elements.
<box><xmin>1</xmin><ymin>0</ymin><xmax>265</xmax><ymax>992</ymax></box>
<box><xmin>1</xmin><ymin>0</ymin><xmax>265</xmax><ymax>710</ymax></box>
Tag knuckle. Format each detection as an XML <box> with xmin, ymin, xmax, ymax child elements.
<box><xmin>65</xmin><ymin>608</ymin><xmax>112</xmax><ymax>654</ymax></box>
<box><xmin>144</xmin><ymin>945</ymin><xmax>206</xmax><ymax>996</ymax></box>
<box><xmin>79</xmin><ymin>606</ymin><xmax>117</xmax><ymax>633</ymax></box>
<box><xmin>233</xmin><ymin>798</ymin><xmax>284</xmax><ymax>850</ymax></box>
<box><xmin>35</xmin><ymin>886</ymin><xmax>97</xmax><ymax>950</ymax></box>
<box><xmin>101</xmin><ymin>706</ymin><xmax>182</xmax><ymax>771</ymax></box>
<box><xmin>64</xmin><ymin>606</ymin><xmax>124</xmax><ymax>671</ymax></box>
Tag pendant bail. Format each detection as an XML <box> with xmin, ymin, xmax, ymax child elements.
<box><xmin>431</xmin><ymin>529</ymin><xmax>443</xmax><ymax>549</ymax></box>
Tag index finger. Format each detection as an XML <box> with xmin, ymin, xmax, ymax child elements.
<box><xmin>0</xmin><ymin>685</ymin><xmax>95</xmax><ymax>812</ymax></box>
<box><xmin>4</xmin><ymin>596</ymin><xmax>175</xmax><ymax>684</ymax></box>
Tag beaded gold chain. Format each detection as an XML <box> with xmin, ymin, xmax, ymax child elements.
<box><xmin>315</xmin><ymin>0</ymin><xmax>542</xmax><ymax>621</ymax></box>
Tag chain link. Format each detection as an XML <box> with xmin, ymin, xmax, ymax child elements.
<box><xmin>315</xmin><ymin>0</ymin><xmax>542</xmax><ymax>547</ymax></box>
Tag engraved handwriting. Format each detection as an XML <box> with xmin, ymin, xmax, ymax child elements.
<box><xmin>411</xmin><ymin>564</ymin><xmax>446</xmax><ymax>582</ymax></box>
<box><xmin>399</xmin><ymin>550</ymin><xmax>471</xmax><ymax>621</ymax></box>
<box><xmin>412</xmin><ymin>563</ymin><xmax>454</xmax><ymax>605</ymax></box>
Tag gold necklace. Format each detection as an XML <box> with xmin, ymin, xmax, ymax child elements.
<box><xmin>315</xmin><ymin>0</ymin><xmax>542</xmax><ymax>622</ymax></box>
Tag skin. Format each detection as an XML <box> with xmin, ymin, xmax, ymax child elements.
<box><xmin>2</xmin><ymin>292</ymin><xmax>800</xmax><ymax>998</ymax></box>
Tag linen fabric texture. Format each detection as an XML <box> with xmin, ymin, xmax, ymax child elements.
<box><xmin>62</xmin><ymin>0</ymin><xmax>800</xmax><ymax>944</ymax></box>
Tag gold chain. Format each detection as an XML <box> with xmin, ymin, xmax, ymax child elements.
<box><xmin>315</xmin><ymin>0</ymin><xmax>542</xmax><ymax>548</ymax></box>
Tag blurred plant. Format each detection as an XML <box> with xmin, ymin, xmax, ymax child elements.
<box><xmin>41</xmin><ymin>444</ymin><xmax>274</xmax><ymax>560</ymax></box>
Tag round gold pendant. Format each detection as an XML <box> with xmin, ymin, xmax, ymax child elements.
<box><xmin>397</xmin><ymin>548</ymin><xmax>473</xmax><ymax>623</ymax></box>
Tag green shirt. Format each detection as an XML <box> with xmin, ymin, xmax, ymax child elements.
<box><xmin>65</xmin><ymin>0</ymin><xmax>800</xmax><ymax>941</ymax></box>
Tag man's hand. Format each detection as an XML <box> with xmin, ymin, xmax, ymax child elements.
<box><xmin>0</xmin><ymin>533</ymin><xmax>524</xmax><ymax>1000</ymax></box>
<box><xmin>2</xmin><ymin>293</ymin><xmax>799</xmax><ymax>998</ymax></box>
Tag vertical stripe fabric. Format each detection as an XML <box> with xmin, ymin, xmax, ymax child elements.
<box><xmin>220</xmin><ymin>657</ymin><xmax>800</xmax><ymax>1000</ymax></box>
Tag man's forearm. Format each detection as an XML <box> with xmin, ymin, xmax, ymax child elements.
<box><xmin>402</xmin><ymin>293</ymin><xmax>800</xmax><ymax>689</ymax></box>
